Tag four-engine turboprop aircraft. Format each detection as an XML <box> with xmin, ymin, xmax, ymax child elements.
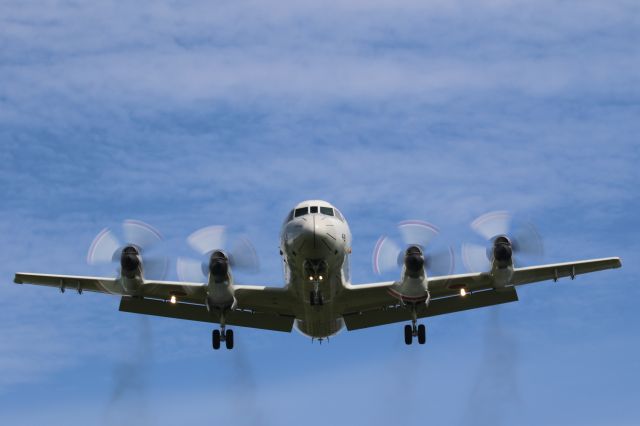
<box><xmin>13</xmin><ymin>200</ymin><xmax>622</xmax><ymax>350</ymax></box>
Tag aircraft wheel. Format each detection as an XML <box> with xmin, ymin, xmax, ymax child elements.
<box><xmin>310</xmin><ymin>291</ymin><xmax>315</xmax><ymax>306</ymax></box>
<box><xmin>212</xmin><ymin>329</ymin><xmax>221</xmax><ymax>350</ymax></box>
<box><xmin>225</xmin><ymin>329</ymin><xmax>234</xmax><ymax>350</ymax></box>
<box><xmin>417</xmin><ymin>324</ymin><xmax>426</xmax><ymax>345</ymax></box>
<box><xmin>404</xmin><ymin>324</ymin><xmax>413</xmax><ymax>345</ymax></box>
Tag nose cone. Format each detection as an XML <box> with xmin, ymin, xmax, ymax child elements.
<box><xmin>286</xmin><ymin>215</ymin><xmax>344</xmax><ymax>258</ymax></box>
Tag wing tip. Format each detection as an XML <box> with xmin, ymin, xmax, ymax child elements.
<box><xmin>13</xmin><ymin>274</ymin><xmax>23</xmax><ymax>284</ymax></box>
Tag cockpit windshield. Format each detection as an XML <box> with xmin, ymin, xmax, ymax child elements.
<box><xmin>285</xmin><ymin>205</ymin><xmax>345</xmax><ymax>223</ymax></box>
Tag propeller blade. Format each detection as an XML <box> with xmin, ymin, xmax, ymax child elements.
<box><xmin>176</xmin><ymin>257</ymin><xmax>206</xmax><ymax>283</ymax></box>
<box><xmin>143</xmin><ymin>257</ymin><xmax>169</xmax><ymax>281</ymax></box>
<box><xmin>87</xmin><ymin>228</ymin><xmax>121</xmax><ymax>265</ymax></box>
<box><xmin>471</xmin><ymin>211</ymin><xmax>512</xmax><ymax>240</ymax></box>
<box><xmin>372</xmin><ymin>236</ymin><xmax>402</xmax><ymax>275</ymax></box>
<box><xmin>512</xmin><ymin>222</ymin><xmax>544</xmax><ymax>258</ymax></box>
<box><xmin>122</xmin><ymin>219</ymin><xmax>163</xmax><ymax>251</ymax></box>
<box><xmin>230</xmin><ymin>236</ymin><xmax>259</xmax><ymax>273</ymax></box>
<box><xmin>425</xmin><ymin>247</ymin><xmax>455</xmax><ymax>276</ymax></box>
<box><xmin>398</xmin><ymin>220</ymin><xmax>439</xmax><ymax>247</ymax></box>
<box><xmin>462</xmin><ymin>242</ymin><xmax>491</xmax><ymax>272</ymax></box>
<box><xmin>187</xmin><ymin>226</ymin><xmax>226</xmax><ymax>255</ymax></box>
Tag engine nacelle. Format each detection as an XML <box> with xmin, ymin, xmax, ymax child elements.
<box><xmin>492</xmin><ymin>236</ymin><xmax>513</xmax><ymax>268</ymax></box>
<box><xmin>120</xmin><ymin>245</ymin><xmax>141</xmax><ymax>279</ymax></box>
<box><xmin>206</xmin><ymin>294</ymin><xmax>237</xmax><ymax>312</ymax></box>
<box><xmin>404</xmin><ymin>245</ymin><xmax>425</xmax><ymax>278</ymax></box>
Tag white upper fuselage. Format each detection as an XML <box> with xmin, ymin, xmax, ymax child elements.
<box><xmin>280</xmin><ymin>200</ymin><xmax>352</xmax><ymax>337</ymax></box>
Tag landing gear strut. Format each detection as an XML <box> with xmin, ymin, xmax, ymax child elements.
<box><xmin>404</xmin><ymin>305</ymin><xmax>426</xmax><ymax>345</ymax></box>
<box><xmin>212</xmin><ymin>312</ymin><xmax>234</xmax><ymax>350</ymax></box>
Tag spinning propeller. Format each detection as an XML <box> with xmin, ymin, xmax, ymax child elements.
<box><xmin>86</xmin><ymin>219</ymin><xmax>168</xmax><ymax>280</ymax></box>
<box><xmin>176</xmin><ymin>226</ymin><xmax>259</xmax><ymax>283</ymax></box>
<box><xmin>372</xmin><ymin>220</ymin><xmax>454</xmax><ymax>277</ymax></box>
<box><xmin>461</xmin><ymin>211</ymin><xmax>544</xmax><ymax>272</ymax></box>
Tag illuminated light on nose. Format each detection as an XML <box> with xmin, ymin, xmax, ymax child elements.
<box><xmin>460</xmin><ymin>288</ymin><xmax>467</xmax><ymax>297</ymax></box>
<box><xmin>318</xmin><ymin>275</ymin><xmax>323</xmax><ymax>281</ymax></box>
<box><xmin>309</xmin><ymin>276</ymin><xmax>314</xmax><ymax>281</ymax></box>
<box><xmin>170</xmin><ymin>295</ymin><xmax>177</xmax><ymax>304</ymax></box>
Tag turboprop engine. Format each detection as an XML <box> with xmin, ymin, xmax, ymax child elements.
<box><xmin>120</xmin><ymin>245</ymin><xmax>142</xmax><ymax>278</ymax></box>
<box><xmin>461</xmin><ymin>211</ymin><xmax>544</xmax><ymax>273</ymax></box>
<box><xmin>404</xmin><ymin>245</ymin><xmax>425</xmax><ymax>278</ymax></box>
<box><xmin>492</xmin><ymin>236</ymin><xmax>513</xmax><ymax>268</ymax></box>
<box><xmin>209</xmin><ymin>250</ymin><xmax>230</xmax><ymax>281</ymax></box>
<box><xmin>86</xmin><ymin>220</ymin><xmax>169</xmax><ymax>285</ymax></box>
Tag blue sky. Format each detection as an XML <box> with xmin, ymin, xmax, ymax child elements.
<box><xmin>0</xmin><ymin>0</ymin><xmax>638</xmax><ymax>425</ymax></box>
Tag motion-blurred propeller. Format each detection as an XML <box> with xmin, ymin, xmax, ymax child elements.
<box><xmin>177</xmin><ymin>226</ymin><xmax>259</xmax><ymax>283</ymax></box>
<box><xmin>372</xmin><ymin>220</ymin><xmax>454</xmax><ymax>277</ymax></box>
<box><xmin>461</xmin><ymin>211</ymin><xmax>543</xmax><ymax>272</ymax></box>
<box><xmin>86</xmin><ymin>219</ymin><xmax>168</xmax><ymax>280</ymax></box>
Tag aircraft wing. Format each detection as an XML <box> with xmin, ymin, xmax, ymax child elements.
<box><xmin>13</xmin><ymin>272</ymin><xmax>296</xmax><ymax>332</ymax></box>
<box><xmin>340</xmin><ymin>257</ymin><xmax>621</xmax><ymax>331</ymax></box>
<box><xmin>13</xmin><ymin>273</ymin><xmax>208</xmax><ymax>302</ymax></box>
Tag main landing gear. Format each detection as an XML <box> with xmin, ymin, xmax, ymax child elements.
<box><xmin>212</xmin><ymin>312</ymin><xmax>234</xmax><ymax>350</ymax></box>
<box><xmin>404</xmin><ymin>305</ymin><xmax>426</xmax><ymax>345</ymax></box>
<box><xmin>212</xmin><ymin>327</ymin><xmax>234</xmax><ymax>350</ymax></box>
<box><xmin>404</xmin><ymin>323</ymin><xmax>426</xmax><ymax>345</ymax></box>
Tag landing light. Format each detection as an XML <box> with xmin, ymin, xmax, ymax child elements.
<box><xmin>309</xmin><ymin>276</ymin><xmax>314</xmax><ymax>281</ymax></box>
<box><xmin>170</xmin><ymin>295</ymin><xmax>177</xmax><ymax>304</ymax></box>
<box><xmin>318</xmin><ymin>275</ymin><xmax>323</xmax><ymax>281</ymax></box>
<box><xmin>460</xmin><ymin>289</ymin><xmax>467</xmax><ymax>297</ymax></box>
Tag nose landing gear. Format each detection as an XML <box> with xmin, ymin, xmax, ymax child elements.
<box><xmin>310</xmin><ymin>288</ymin><xmax>324</xmax><ymax>306</ymax></box>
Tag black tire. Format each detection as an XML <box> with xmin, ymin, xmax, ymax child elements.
<box><xmin>225</xmin><ymin>329</ymin><xmax>234</xmax><ymax>350</ymax></box>
<box><xmin>310</xmin><ymin>291</ymin><xmax>315</xmax><ymax>306</ymax></box>
<box><xmin>212</xmin><ymin>329</ymin><xmax>221</xmax><ymax>350</ymax></box>
<box><xmin>404</xmin><ymin>324</ymin><xmax>413</xmax><ymax>345</ymax></box>
<box><xmin>417</xmin><ymin>324</ymin><xmax>426</xmax><ymax>345</ymax></box>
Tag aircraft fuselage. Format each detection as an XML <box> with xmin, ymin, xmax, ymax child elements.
<box><xmin>280</xmin><ymin>200</ymin><xmax>352</xmax><ymax>338</ymax></box>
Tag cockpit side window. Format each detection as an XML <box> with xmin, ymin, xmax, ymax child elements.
<box><xmin>334</xmin><ymin>209</ymin><xmax>345</xmax><ymax>222</ymax></box>
<box><xmin>310</xmin><ymin>206</ymin><xmax>318</xmax><ymax>214</ymax></box>
<box><xmin>285</xmin><ymin>209</ymin><xmax>294</xmax><ymax>223</ymax></box>
<box><xmin>320</xmin><ymin>206</ymin><xmax>334</xmax><ymax>216</ymax></box>
<box><xmin>294</xmin><ymin>207</ymin><xmax>309</xmax><ymax>217</ymax></box>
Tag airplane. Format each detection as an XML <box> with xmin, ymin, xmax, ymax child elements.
<box><xmin>13</xmin><ymin>200</ymin><xmax>622</xmax><ymax>350</ymax></box>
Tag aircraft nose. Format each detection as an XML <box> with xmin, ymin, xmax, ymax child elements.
<box><xmin>286</xmin><ymin>214</ymin><xmax>345</xmax><ymax>258</ymax></box>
